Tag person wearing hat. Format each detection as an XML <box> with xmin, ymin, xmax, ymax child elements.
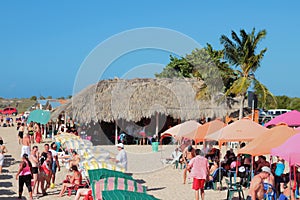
<box><xmin>112</xmin><ymin>143</ymin><xmax>127</xmax><ymax>171</ymax></box>
<box><xmin>247</xmin><ymin>166</ymin><xmax>272</xmax><ymax>200</ymax></box>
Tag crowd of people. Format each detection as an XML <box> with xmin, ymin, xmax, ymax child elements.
<box><xmin>170</xmin><ymin>141</ymin><xmax>300</xmax><ymax>200</ymax></box>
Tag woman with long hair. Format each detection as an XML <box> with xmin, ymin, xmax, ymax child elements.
<box><xmin>57</xmin><ymin>165</ymin><xmax>82</xmax><ymax>197</ymax></box>
<box><xmin>16</xmin><ymin>153</ymin><xmax>33</xmax><ymax>200</ymax></box>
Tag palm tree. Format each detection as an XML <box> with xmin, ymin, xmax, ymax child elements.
<box><xmin>220</xmin><ymin>28</ymin><xmax>276</xmax><ymax>119</ymax></box>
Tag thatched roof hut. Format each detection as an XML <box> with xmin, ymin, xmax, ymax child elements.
<box><xmin>51</xmin><ymin>78</ymin><xmax>236</xmax><ymax>123</ymax></box>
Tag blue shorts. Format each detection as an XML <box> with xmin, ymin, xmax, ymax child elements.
<box><xmin>52</xmin><ymin>162</ymin><xmax>57</xmax><ymax>173</ymax></box>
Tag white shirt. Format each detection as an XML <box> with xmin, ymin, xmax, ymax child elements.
<box><xmin>50</xmin><ymin>149</ymin><xmax>58</xmax><ymax>161</ymax></box>
<box><xmin>116</xmin><ymin>149</ymin><xmax>127</xmax><ymax>171</ymax></box>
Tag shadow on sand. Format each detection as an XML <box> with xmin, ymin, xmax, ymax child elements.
<box><xmin>147</xmin><ymin>187</ymin><xmax>166</xmax><ymax>191</ymax></box>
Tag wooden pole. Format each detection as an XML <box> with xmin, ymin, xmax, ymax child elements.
<box><xmin>115</xmin><ymin>120</ymin><xmax>118</xmax><ymax>145</ymax></box>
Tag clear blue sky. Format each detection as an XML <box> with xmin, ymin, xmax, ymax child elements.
<box><xmin>0</xmin><ymin>1</ymin><xmax>299</xmax><ymax>98</ymax></box>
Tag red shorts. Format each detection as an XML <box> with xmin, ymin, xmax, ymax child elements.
<box><xmin>192</xmin><ymin>178</ymin><xmax>205</xmax><ymax>190</ymax></box>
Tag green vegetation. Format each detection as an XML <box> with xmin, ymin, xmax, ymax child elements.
<box><xmin>156</xmin><ymin>28</ymin><xmax>281</xmax><ymax>116</ymax></box>
<box><xmin>275</xmin><ymin>96</ymin><xmax>300</xmax><ymax>111</ymax></box>
<box><xmin>0</xmin><ymin>98</ymin><xmax>36</xmax><ymax>113</ymax></box>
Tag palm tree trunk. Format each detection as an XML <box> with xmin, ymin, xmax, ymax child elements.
<box><xmin>238</xmin><ymin>94</ymin><xmax>245</xmax><ymax>120</ymax></box>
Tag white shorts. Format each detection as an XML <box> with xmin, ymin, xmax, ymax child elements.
<box><xmin>21</xmin><ymin>146</ymin><xmax>30</xmax><ymax>158</ymax></box>
<box><xmin>0</xmin><ymin>154</ymin><xmax>4</xmax><ymax>166</ymax></box>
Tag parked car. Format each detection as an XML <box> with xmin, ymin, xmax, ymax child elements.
<box><xmin>0</xmin><ymin>107</ymin><xmax>18</xmax><ymax>115</ymax></box>
<box><xmin>267</xmin><ymin>109</ymin><xmax>291</xmax><ymax>117</ymax></box>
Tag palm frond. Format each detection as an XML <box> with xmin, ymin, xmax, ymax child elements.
<box><xmin>253</xmin><ymin>79</ymin><xmax>277</xmax><ymax>108</ymax></box>
<box><xmin>225</xmin><ymin>77</ymin><xmax>251</xmax><ymax>96</ymax></box>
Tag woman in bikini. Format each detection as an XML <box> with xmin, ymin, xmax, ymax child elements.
<box><xmin>28</xmin><ymin>122</ymin><xmax>34</xmax><ymax>144</ymax></box>
<box><xmin>58</xmin><ymin>165</ymin><xmax>82</xmax><ymax>197</ymax></box>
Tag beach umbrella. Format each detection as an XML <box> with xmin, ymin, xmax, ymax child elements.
<box><xmin>160</xmin><ymin>120</ymin><xmax>202</xmax><ymax>140</ymax></box>
<box><xmin>271</xmin><ymin>132</ymin><xmax>300</xmax><ymax>165</ymax></box>
<box><xmin>238</xmin><ymin>125</ymin><xmax>298</xmax><ymax>156</ymax></box>
<box><xmin>27</xmin><ymin>109</ymin><xmax>50</xmax><ymax>125</ymax></box>
<box><xmin>194</xmin><ymin>119</ymin><xmax>226</xmax><ymax>143</ymax></box>
<box><xmin>205</xmin><ymin>118</ymin><xmax>267</xmax><ymax>145</ymax></box>
<box><xmin>265</xmin><ymin>110</ymin><xmax>300</xmax><ymax>127</ymax></box>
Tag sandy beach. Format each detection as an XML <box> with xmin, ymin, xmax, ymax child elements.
<box><xmin>0</xmin><ymin>125</ymin><xmax>249</xmax><ymax>200</ymax></box>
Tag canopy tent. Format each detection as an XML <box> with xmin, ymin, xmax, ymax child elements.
<box><xmin>265</xmin><ymin>110</ymin><xmax>300</xmax><ymax>127</ymax></box>
<box><xmin>27</xmin><ymin>109</ymin><xmax>51</xmax><ymax>125</ymax></box>
<box><xmin>160</xmin><ymin>120</ymin><xmax>201</xmax><ymax>140</ymax></box>
<box><xmin>238</xmin><ymin>125</ymin><xmax>298</xmax><ymax>156</ymax></box>
<box><xmin>204</xmin><ymin>118</ymin><xmax>267</xmax><ymax>145</ymax></box>
<box><xmin>271</xmin><ymin>132</ymin><xmax>300</xmax><ymax>166</ymax></box>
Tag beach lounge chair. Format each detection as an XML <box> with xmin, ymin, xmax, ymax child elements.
<box><xmin>93</xmin><ymin>177</ymin><xmax>147</xmax><ymax>200</ymax></box>
<box><xmin>102</xmin><ymin>190</ymin><xmax>159</xmax><ymax>200</ymax></box>
<box><xmin>67</xmin><ymin>181</ymin><xmax>89</xmax><ymax>196</ymax></box>
<box><xmin>88</xmin><ymin>168</ymin><xmax>134</xmax><ymax>198</ymax></box>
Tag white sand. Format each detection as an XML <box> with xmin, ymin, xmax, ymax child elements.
<box><xmin>0</xmin><ymin>125</ymin><xmax>249</xmax><ymax>200</ymax></box>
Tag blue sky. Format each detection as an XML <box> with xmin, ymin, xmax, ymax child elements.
<box><xmin>0</xmin><ymin>1</ymin><xmax>299</xmax><ymax>98</ymax></box>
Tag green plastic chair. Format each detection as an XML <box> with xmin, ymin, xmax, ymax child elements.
<box><xmin>102</xmin><ymin>190</ymin><xmax>159</xmax><ymax>200</ymax></box>
<box><xmin>225</xmin><ymin>178</ymin><xmax>244</xmax><ymax>200</ymax></box>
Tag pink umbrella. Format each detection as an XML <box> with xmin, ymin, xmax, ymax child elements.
<box><xmin>271</xmin><ymin>132</ymin><xmax>300</xmax><ymax>165</ymax></box>
<box><xmin>265</xmin><ymin>110</ymin><xmax>300</xmax><ymax>127</ymax></box>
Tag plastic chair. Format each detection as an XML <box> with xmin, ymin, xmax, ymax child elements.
<box><xmin>225</xmin><ymin>178</ymin><xmax>244</xmax><ymax>200</ymax></box>
<box><xmin>67</xmin><ymin>181</ymin><xmax>89</xmax><ymax>196</ymax></box>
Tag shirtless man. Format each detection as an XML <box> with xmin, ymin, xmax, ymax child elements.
<box><xmin>247</xmin><ymin>166</ymin><xmax>271</xmax><ymax>200</ymax></box>
<box><xmin>29</xmin><ymin>146</ymin><xmax>39</xmax><ymax>195</ymax></box>
<box><xmin>21</xmin><ymin>133</ymin><xmax>31</xmax><ymax>158</ymax></box>
<box><xmin>183</xmin><ymin>145</ymin><xmax>196</xmax><ymax>184</ymax></box>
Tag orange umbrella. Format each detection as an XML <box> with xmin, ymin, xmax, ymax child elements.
<box><xmin>204</xmin><ymin>118</ymin><xmax>267</xmax><ymax>146</ymax></box>
<box><xmin>238</xmin><ymin>125</ymin><xmax>298</xmax><ymax>156</ymax></box>
<box><xmin>161</xmin><ymin>120</ymin><xmax>201</xmax><ymax>140</ymax></box>
<box><xmin>194</xmin><ymin>119</ymin><xmax>226</xmax><ymax>143</ymax></box>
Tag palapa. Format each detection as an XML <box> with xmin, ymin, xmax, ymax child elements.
<box><xmin>51</xmin><ymin>78</ymin><xmax>236</xmax><ymax>123</ymax></box>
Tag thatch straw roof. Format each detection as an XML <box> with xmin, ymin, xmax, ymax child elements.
<box><xmin>51</xmin><ymin>78</ymin><xmax>237</xmax><ymax>123</ymax></box>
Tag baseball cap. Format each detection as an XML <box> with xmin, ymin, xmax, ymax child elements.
<box><xmin>261</xmin><ymin>166</ymin><xmax>271</xmax><ymax>174</ymax></box>
<box><xmin>116</xmin><ymin>143</ymin><xmax>124</xmax><ymax>149</ymax></box>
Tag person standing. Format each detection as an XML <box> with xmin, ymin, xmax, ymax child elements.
<box><xmin>27</xmin><ymin>122</ymin><xmax>34</xmax><ymax>144</ymax></box>
<box><xmin>0</xmin><ymin>137</ymin><xmax>8</xmax><ymax>174</ymax></box>
<box><xmin>34</xmin><ymin>123</ymin><xmax>42</xmax><ymax>143</ymax></box>
<box><xmin>112</xmin><ymin>143</ymin><xmax>128</xmax><ymax>171</ymax></box>
<box><xmin>183</xmin><ymin>145</ymin><xmax>196</xmax><ymax>184</ymax></box>
<box><xmin>29</xmin><ymin>146</ymin><xmax>39</xmax><ymax>195</ymax></box>
<box><xmin>18</xmin><ymin>123</ymin><xmax>25</xmax><ymax>145</ymax></box>
<box><xmin>16</xmin><ymin>153</ymin><xmax>33</xmax><ymax>200</ymax></box>
<box><xmin>247</xmin><ymin>166</ymin><xmax>272</xmax><ymax>200</ymax></box>
<box><xmin>21</xmin><ymin>133</ymin><xmax>31</xmax><ymax>158</ymax></box>
<box><xmin>49</xmin><ymin>142</ymin><xmax>60</xmax><ymax>189</ymax></box>
<box><xmin>187</xmin><ymin>149</ymin><xmax>209</xmax><ymax>200</ymax></box>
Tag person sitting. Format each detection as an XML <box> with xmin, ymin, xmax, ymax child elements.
<box><xmin>68</xmin><ymin>151</ymin><xmax>80</xmax><ymax>169</ymax></box>
<box><xmin>74</xmin><ymin>188</ymin><xmax>92</xmax><ymax>200</ymax></box>
<box><xmin>208</xmin><ymin>160</ymin><xmax>219</xmax><ymax>181</ymax></box>
<box><xmin>171</xmin><ymin>147</ymin><xmax>183</xmax><ymax>169</ymax></box>
<box><xmin>58</xmin><ymin>165</ymin><xmax>82</xmax><ymax>197</ymax></box>
<box><xmin>256</xmin><ymin>155</ymin><xmax>270</xmax><ymax>174</ymax></box>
